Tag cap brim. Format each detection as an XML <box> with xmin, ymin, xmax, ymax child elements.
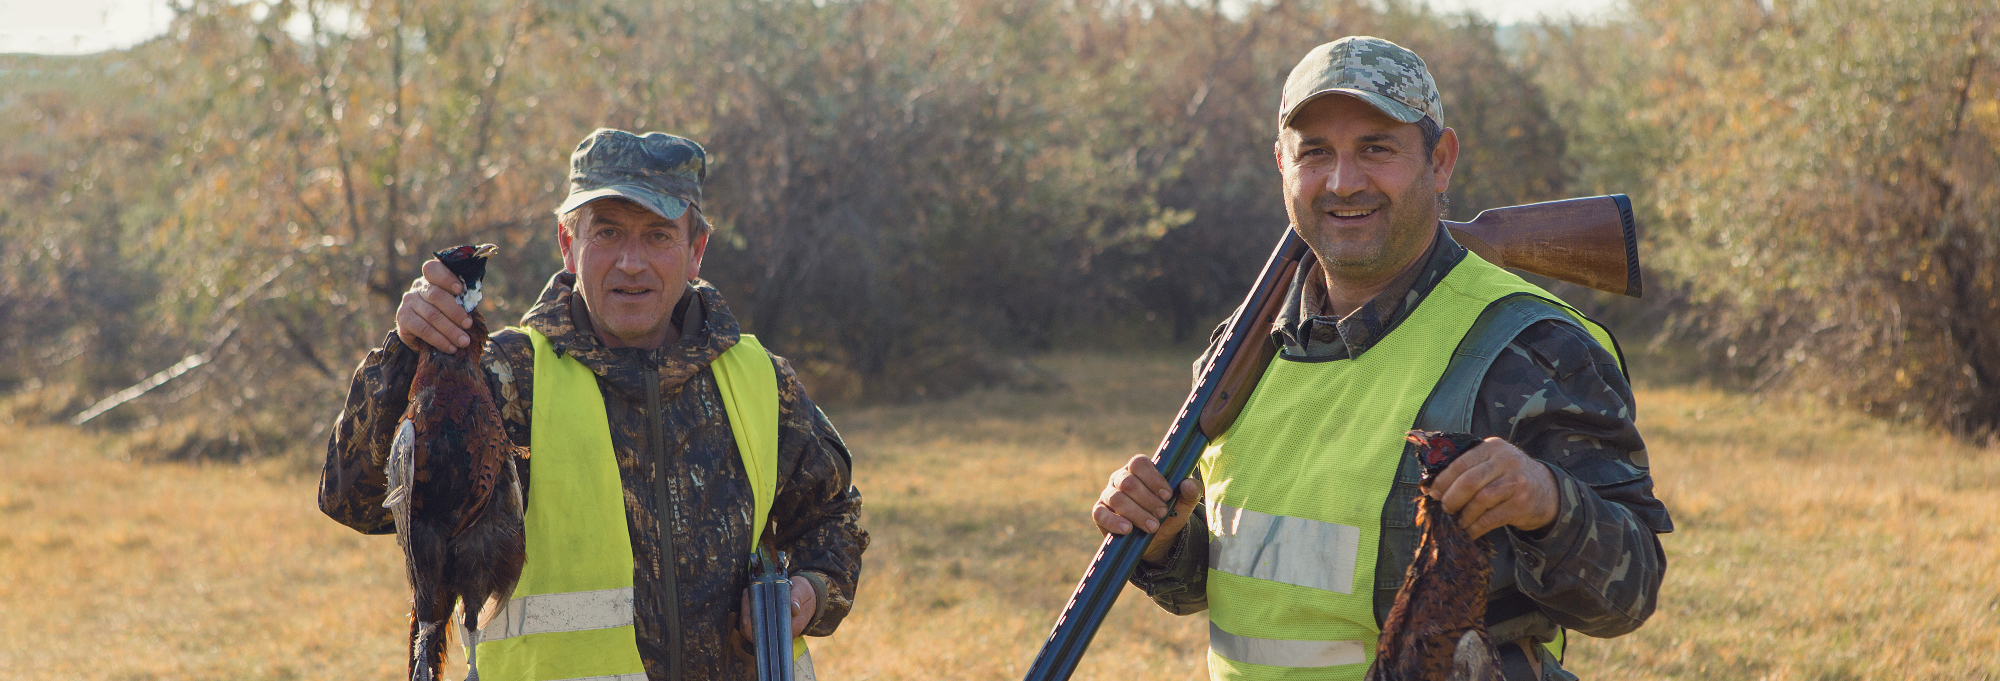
<box><xmin>1283</xmin><ymin>89</ymin><xmax>1427</xmax><ymax>127</ymax></box>
<box><xmin>554</xmin><ymin>185</ymin><xmax>690</xmax><ymax>220</ymax></box>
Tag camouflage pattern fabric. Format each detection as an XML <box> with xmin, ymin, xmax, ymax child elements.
<box><xmin>554</xmin><ymin>128</ymin><xmax>708</xmax><ymax>221</ymax></box>
<box><xmin>1131</xmin><ymin>225</ymin><xmax>1670</xmax><ymax>680</ymax></box>
<box><xmin>1281</xmin><ymin>36</ymin><xmax>1444</xmax><ymax>127</ymax></box>
<box><xmin>321</xmin><ymin>273</ymin><xmax>867</xmax><ymax>680</ymax></box>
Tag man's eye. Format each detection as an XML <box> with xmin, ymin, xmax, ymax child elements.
<box><xmin>594</xmin><ymin>228</ymin><xmax>621</xmax><ymax>240</ymax></box>
<box><xmin>646</xmin><ymin>230</ymin><xmax>675</xmax><ymax>244</ymax></box>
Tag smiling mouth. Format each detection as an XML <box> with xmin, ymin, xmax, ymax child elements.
<box><xmin>1328</xmin><ymin>208</ymin><xmax>1378</xmax><ymax>219</ymax></box>
<box><xmin>610</xmin><ymin>286</ymin><xmax>654</xmax><ymax>296</ymax></box>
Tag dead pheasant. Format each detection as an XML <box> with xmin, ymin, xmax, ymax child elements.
<box><xmin>384</xmin><ymin>244</ymin><xmax>526</xmax><ymax>681</ymax></box>
<box><xmin>1364</xmin><ymin>430</ymin><xmax>1503</xmax><ymax>681</ymax></box>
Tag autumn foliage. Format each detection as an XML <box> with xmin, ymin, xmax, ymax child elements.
<box><xmin>1</xmin><ymin>0</ymin><xmax>1994</xmax><ymax>457</ymax></box>
<box><xmin>1525</xmin><ymin>0</ymin><xmax>2000</xmax><ymax>437</ymax></box>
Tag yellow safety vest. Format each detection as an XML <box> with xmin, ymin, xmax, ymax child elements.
<box><xmin>1199</xmin><ymin>253</ymin><xmax>1615</xmax><ymax>681</ymax></box>
<box><xmin>471</xmin><ymin>329</ymin><xmax>812</xmax><ymax>681</ymax></box>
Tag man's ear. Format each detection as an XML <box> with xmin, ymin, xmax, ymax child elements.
<box><xmin>1432</xmin><ymin>127</ymin><xmax>1460</xmax><ymax>194</ymax></box>
<box><xmin>557</xmin><ymin>220</ymin><xmax>577</xmax><ymax>274</ymax></box>
<box><xmin>686</xmin><ymin>230</ymin><xmax>710</xmax><ymax>283</ymax></box>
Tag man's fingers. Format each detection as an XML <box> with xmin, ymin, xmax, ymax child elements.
<box><xmin>790</xmin><ymin>578</ymin><xmax>817</xmax><ymax>638</ymax></box>
<box><xmin>1108</xmin><ymin>474</ymin><xmax>1198</xmax><ymax>564</ymax></box>
<box><xmin>1102</xmin><ymin>491</ymin><xmax>1163</xmax><ymax>533</ymax></box>
<box><xmin>1426</xmin><ymin>445</ymin><xmax>1487</xmax><ymax>501</ymax></box>
<box><xmin>1112</xmin><ymin>471</ymin><xmax>1169</xmax><ymax>519</ymax></box>
<box><xmin>1428</xmin><ymin>438</ymin><xmax>1557</xmax><ymax>537</ymax></box>
<box><xmin>1454</xmin><ymin>482</ymin><xmax>1517</xmax><ymax>537</ymax></box>
<box><xmin>1153</xmin><ymin>491</ymin><xmax>1196</xmax><ymax>538</ymax></box>
<box><xmin>1466</xmin><ymin>514</ymin><xmax>1511</xmax><ymax>540</ymax></box>
<box><xmin>419</xmin><ymin>278</ymin><xmax>474</xmax><ymax>330</ymax></box>
<box><xmin>416</xmin><ymin>317</ymin><xmax>464</xmax><ymax>352</ymax></box>
<box><xmin>1120</xmin><ymin>454</ymin><xmax>1174</xmax><ymax>502</ymax></box>
<box><xmin>1462</xmin><ymin>516</ymin><xmax>1497</xmax><ymax>540</ymax></box>
<box><xmin>743</xmin><ymin>582</ymin><xmax>815</xmax><ymax>640</ymax></box>
<box><xmin>421</xmin><ymin>259</ymin><xmax>464</xmax><ymax>295</ymax></box>
<box><xmin>1093</xmin><ymin>503</ymin><xmax>1133</xmax><ymax>535</ymax></box>
<box><xmin>1174</xmin><ymin>479</ymin><xmax>1202</xmax><ymax>514</ymax></box>
<box><xmin>397</xmin><ymin>294</ymin><xmax>457</xmax><ymax>352</ymax></box>
<box><xmin>396</xmin><ymin>268</ymin><xmax>473</xmax><ymax>352</ymax></box>
<box><xmin>1453</xmin><ymin>463</ymin><xmax>1522</xmax><ymax>527</ymax></box>
<box><xmin>1436</xmin><ymin>456</ymin><xmax>1502</xmax><ymax>514</ymax></box>
<box><xmin>413</xmin><ymin>298</ymin><xmax>471</xmax><ymax>350</ymax></box>
<box><xmin>1096</xmin><ymin>454</ymin><xmax>1196</xmax><ymax>559</ymax></box>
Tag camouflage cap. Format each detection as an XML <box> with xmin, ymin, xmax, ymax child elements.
<box><xmin>554</xmin><ymin>128</ymin><xmax>707</xmax><ymax>220</ymax></box>
<box><xmin>1279</xmin><ymin>36</ymin><xmax>1443</xmax><ymax>129</ymax></box>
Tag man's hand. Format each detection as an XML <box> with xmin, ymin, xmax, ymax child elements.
<box><xmin>737</xmin><ymin>577</ymin><xmax>818</xmax><ymax>641</ymax></box>
<box><xmin>1427</xmin><ymin>437</ymin><xmax>1560</xmax><ymax>539</ymax></box>
<box><xmin>1092</xmin><ymin>454</ymin><xmax>1202</xmax><ymax>565</ymax></box>
<box><xmin>396</xmin><ymin>259</ymin><xmax>473</xmax><ymax>352</ymax></box>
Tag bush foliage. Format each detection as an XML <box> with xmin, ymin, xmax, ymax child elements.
<box><xmin>2</xmin><ymin>0</ymin><xmax>1992</xmax><ymax>457</ymax></box>
<box><xmin>1526</xmin><ymin>0</ymin><xmax>2000</xmax><ymax>438</ymax></box>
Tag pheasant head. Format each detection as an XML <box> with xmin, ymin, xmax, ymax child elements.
<box><xmin>1405</xmin><ymin>430</ymin><xmax>1486</xmax><ymax>488</ymax></box>
<box><xmin>433</xmin><ymin>244</ymin><xmax>499</xmax><ymax>312</ymax></box>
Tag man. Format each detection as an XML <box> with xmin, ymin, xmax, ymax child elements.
<box><xmin>1092</xmin><ymin>37</ymin><xmax>1670</xmax><ymax>680</ymax></box>
<box><xmin>321</xmin><ymin>129</ymin><xmax>866</xmax><ymax>680</ymax></box>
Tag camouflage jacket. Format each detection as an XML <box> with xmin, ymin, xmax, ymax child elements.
<box><xmin>1131</xmin><ymin>225</ymin><xmax>1671</xmax><ymax>679</ymax></box>
<box><xmin>320</xmin><ymin>273</ymin><xmax>867</xmax><ymax>681</ymax></box>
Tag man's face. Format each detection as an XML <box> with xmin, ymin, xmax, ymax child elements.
<box><xmin>558</xmin><ymin>198</ymin><xmax>709</xmax><ymax>349</ymax></box>
<box><xmin>1275</xmin><ymin>94</ymin><xmax>1458</xmax><ymax>284</ymax></box>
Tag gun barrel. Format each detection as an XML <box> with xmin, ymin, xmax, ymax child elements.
<box><xmin>751</xmin><ymin>548</ymin><xmax>795</xmax><ymax>681</ymax></box>
<box><xmin>1022</xmin><ymin>228</ymin><xmax>1308</xmax><ymax>681</ymax></box>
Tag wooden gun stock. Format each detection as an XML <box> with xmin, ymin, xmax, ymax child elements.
<box><xmin>1448</xmin><ymin>194</ymin><xmax>1642</xmax><ymax>299</ymax></box>
<box><xmin>1198</xmin><ymin>194</ymin><xmax>1642</xmax><ymax>438</ymax></box>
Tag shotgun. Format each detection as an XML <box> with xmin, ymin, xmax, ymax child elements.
<box><xmin>1021</xmin><ymin>194</ymin><xmax>1642</xmax><ymax>681</ymax></box>
<box><xmin>749</xmin><ymin>545</ymin><xmax>795</xmax><ymax>681</ymax></box>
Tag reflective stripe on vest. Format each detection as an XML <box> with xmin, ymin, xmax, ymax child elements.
<box><xmin>474</xmin><ymin>329</ymin><xmax>809</xmax><ymax>681</ymax></box>
<box><xmin>480</xmin><ymin>587</ymin><xmax>636</xmax><ymax>643</ymax></box>
<box><xmin>1199</xmin><ymin>252</ymin><xmax>1610</xmax><ymax>681</ymax></box>
<box><xmin>1209</xmin><ymin>623</ymin><xmax>1367</xmax><ymax>668</ymax></box>
<box><xmin>1209</xmin><ymin>504</ymin><xmax>1362</xmax><ymax>595</ymax></box>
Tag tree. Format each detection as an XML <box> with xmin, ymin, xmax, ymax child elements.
<box><xmin>0</xmin><ymin>0</ymin><xmax>1579</xmax><ymax>457</ymax></box>
<box><xmin>1531</xmin><ymin>0</ymin><xmax>2000</xmax><ymax>438</ymax></box>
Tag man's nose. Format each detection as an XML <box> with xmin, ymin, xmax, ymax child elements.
<box><xmin>613</xmin><ymin>243</ymin><xmax>648</xmax><ymax>273</ymax></box>
<box><xmin>1325</xmin><ymin>152</ymin><xmax>1367</xmax><ymax>197</ymax></box>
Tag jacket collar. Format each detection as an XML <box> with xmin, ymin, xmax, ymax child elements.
<box><xmin>1273</xmin><ymin>222</ymin><xmax>1467</xmax><ymax>360</ymax></box>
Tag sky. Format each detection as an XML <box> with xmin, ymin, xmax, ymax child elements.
<box><xmin>0</xmin><ymin>0</ymin><xmax>172</xmax><ymax>55</ymax></box>
<box><xmin>1423</xmin><ymin>0</ymin><xmax>1620</xmax><ymax>23</ymax></box>
<box><xmin>0</xmin><ymin>0</ymin><xmax>1620</xmax><ymax>55</ymax></box>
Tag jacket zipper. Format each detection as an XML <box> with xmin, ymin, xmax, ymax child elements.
<box><xmin>646</xmin><ymin>368</ymin><xmax>684</xmax><ymax>681</ymax></box>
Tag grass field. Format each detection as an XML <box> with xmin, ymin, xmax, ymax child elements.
<box><xmin>3</xmin><ymin>352</ymin><xmax>1998</xmax><ymax>680</ymax></box>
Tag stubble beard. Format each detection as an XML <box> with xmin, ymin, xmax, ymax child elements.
<box><xmin>1293</xmin><ymin>183</ymin><xmax>1442</xmax><ymax>284</ymax></box>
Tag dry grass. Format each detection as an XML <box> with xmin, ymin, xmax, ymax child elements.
<box><xmin>3</xmin><ymin>352</ymin><xmax>1999</xmax><ymax>680</ymax></box>
<box><xmin>812</xmin><ymin>352</ymin><xmax>1212</xmax><ymax>681</ymax></box>
<box><xmin>1566</xmin><ymin>385</ymin><xmax>2000</xmax><ymax>679</ymax></box>
<box><xmin>0</xmin><ymin>426</ymin><xmax>435</xmax><ymax>680</ymax></box>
